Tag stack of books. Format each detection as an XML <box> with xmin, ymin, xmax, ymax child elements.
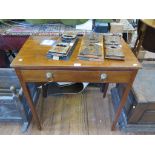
<box><xmin>78</xmin><ymin>33</ymin><xmax>104</xmax><ymax>61</ymax></box>
<box><xmin>47</xmin><ymin>38</ymin><xmax>78</xmax><ymax>60</ymax></box>
<box><xmin>104</xmin><ymin>34</ymin><xmax>125</xmax><ymax>60</ymax></box>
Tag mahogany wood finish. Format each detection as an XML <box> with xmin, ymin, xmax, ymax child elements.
<box><xmin>21</xmin><ymin>70</ymin><xmax>132</xmax><ymax>83</ymax></box>
<box><xmin>11</xmin><ymin>35</ymin><xmax>141</xmax><ymax>131</ymax></box>
<box><xmin>11</xmin><ymin>36</ymin><xmax>140</xmax><ymax>70</ymax></box>
<box><xmin>111</xmin><ymin>70</ymin><xmax>137</xmax><ymax>130</ymax></box>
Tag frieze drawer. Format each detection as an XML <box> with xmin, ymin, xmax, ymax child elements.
<box><xmin>21</xmin><ymin>70</ymin><xmax>132</xmax><ymax>83</ymax></box>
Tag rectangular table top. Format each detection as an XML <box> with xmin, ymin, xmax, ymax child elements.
<box><xmin>11</xmin><ymin>35</ymin><xmax>141</xmax><ymax>71</ymax></box>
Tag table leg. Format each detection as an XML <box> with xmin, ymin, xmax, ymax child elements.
<box><xmin>103</xmin><ymin>83</ymin><xmax>109</xmax><ymax>98</ymax></box>
<box><xmin>111</xmin><ymin>70</ymin><xmax>137</xmax><ymax>131</ymax></box>
<box><xmin>15</xmin><ymin>69</ymin><xmax>42</xmax><ymax>130</ymax></box>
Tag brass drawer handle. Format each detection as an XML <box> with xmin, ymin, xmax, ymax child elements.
<box><xmin>46</xmin><ymin>72</ymin><xmax>54</xmax><ymax>81</ymax></box>
<box><xmin>100</xmin><ymin>73</ymin><xmax>107</xmax><ymax>80</ymax></box>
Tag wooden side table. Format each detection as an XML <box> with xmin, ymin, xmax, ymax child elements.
<box><xmin>11</xmin><ymin>35</ymin><xmax>141</xmax><ymax>131</ymax></box>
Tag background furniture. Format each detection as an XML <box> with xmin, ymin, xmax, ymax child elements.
<box><xmin>0</xmin><ymin>51</ymin><xmax>10</xmax><ymax>68</ymax></box>
<box><xmin>0</xmin><ymin>68</ymin><xmax>39</xmax><ymax>132</ymax></box>
<box><xmin>93</xmin><ymin>22</ymin><xmax>109</xmax><ymax>33</ymax></box>
<box><xmin>0</xmin><ymin>35</ymin><xmax>28</xmax><ymax>52</ymax></box>
<box><xmin>0</xmin><ymin>35</ymin><xmax>29</xmax><ymax>62</ymax></box>
<box><xmin>110</xmin><ymin>19</ymin><xmax>135</xmax><ymax>43</ymax></box>
<box><xmin>111</xmin><ymin>21</ymin><xmax>155</xmax><ymax>131</ymax></box>
<box><xmin>111</xmin><ymin>19</ymin><xmax>155</xmax><ymax>131</ymax></box>
<box><xmin>120</xmin><ymin>19</ymin><xmax>135</xmax><ymax>43</ymax></box>
<box><xmin>111</xmin><ymin>68</ymin><xmax>155</xmax><ymax>132</ymax></box>
<box><xmin>92</xmin><ymin>19</ymin><xmax>112</xmax><ymax>33</ymax></box>
<box><xmin>0</xmin><ymin>30</ymin><xmax>39</xmax><ymax>132</ymax></box>
<box><xmin>133</xmin><ymin>19</ymin><xmax>155</xmax><ymax>61</ymax></box>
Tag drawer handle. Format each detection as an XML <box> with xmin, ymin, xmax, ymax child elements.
<box><xmin>46</xmin><ymin>72</ymin><xmax>54</xmax><ymax>81</ymax></box>
<box><xmin>100</xmin><ymin>73</ymin><xmax>107</xmax><ymax>81</ymax></box>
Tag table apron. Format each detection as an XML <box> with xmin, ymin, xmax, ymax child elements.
<box><xmin>20</xmin><ymin>69</ymin><xmax>133</xmax><ymax>83</ymax></box>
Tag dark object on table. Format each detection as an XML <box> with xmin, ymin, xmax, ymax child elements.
<box><xmin>111</xmin><ymin>68</ymin><xmax>155</xmax><ymax>132</ymax></box>
<box><xmin>93</xmin><ymin>22</ymin><xmax>109</xmax><ymax>33</ymax></box>
<box><xmin>0</xmin><ymin>68</ymin><xmax>39</xmax><ymax>132</ymax></box>
<box><xmin>92</xmin><ymin>19</ymin><xmax>111</xmax><ymax>33</ymax></box>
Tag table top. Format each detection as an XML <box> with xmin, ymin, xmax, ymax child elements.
<box><xmin>11</xmin><ymin>35</ymin><xmax>141</xmax><ymax>71</ymax></box>
<box><xmin>141</xmin><ymin>19</ymin><xmax>155</xmax><ymax>29</ymax></box>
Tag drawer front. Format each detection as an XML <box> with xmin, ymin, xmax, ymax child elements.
<box><xmin>21</xmin><ymin>70</ymin><xmax>132</xmax><ymax>83</ymax></box>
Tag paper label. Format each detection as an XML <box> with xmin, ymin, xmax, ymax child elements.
<box><xmin>40</xmin><ymin>40</ymin><xmax>56</xmax><ymax>46</ymax></box>
<box><xmin>74</xmin><ymin>63</ymin><xmax>81</xmax><ymax>66</ymax></box>
<box><xmin>70</xmin><ymin>43</ymin><xmax>74</xmax><ymax>46</ymax></box>
<box><xmin>53</xmin><ymin>56</ymin><xmax>59</xmax><ymax>60</ymax></box>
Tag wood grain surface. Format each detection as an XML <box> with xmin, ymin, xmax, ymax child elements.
<box><xmin>11</xmin><ymin>36</ymin><xmax>141</xmax><ymax>70</ymax></box>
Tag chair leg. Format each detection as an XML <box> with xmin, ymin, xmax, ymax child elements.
<box><xmin>133</xmin><ymin>36</ymin><xmax>139</xmax><ymax>54</ymax></box>
<box><xmin>134</xmin><ymin>23</ymin><xmax>147</xmax><ymax>57</ymax></box>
